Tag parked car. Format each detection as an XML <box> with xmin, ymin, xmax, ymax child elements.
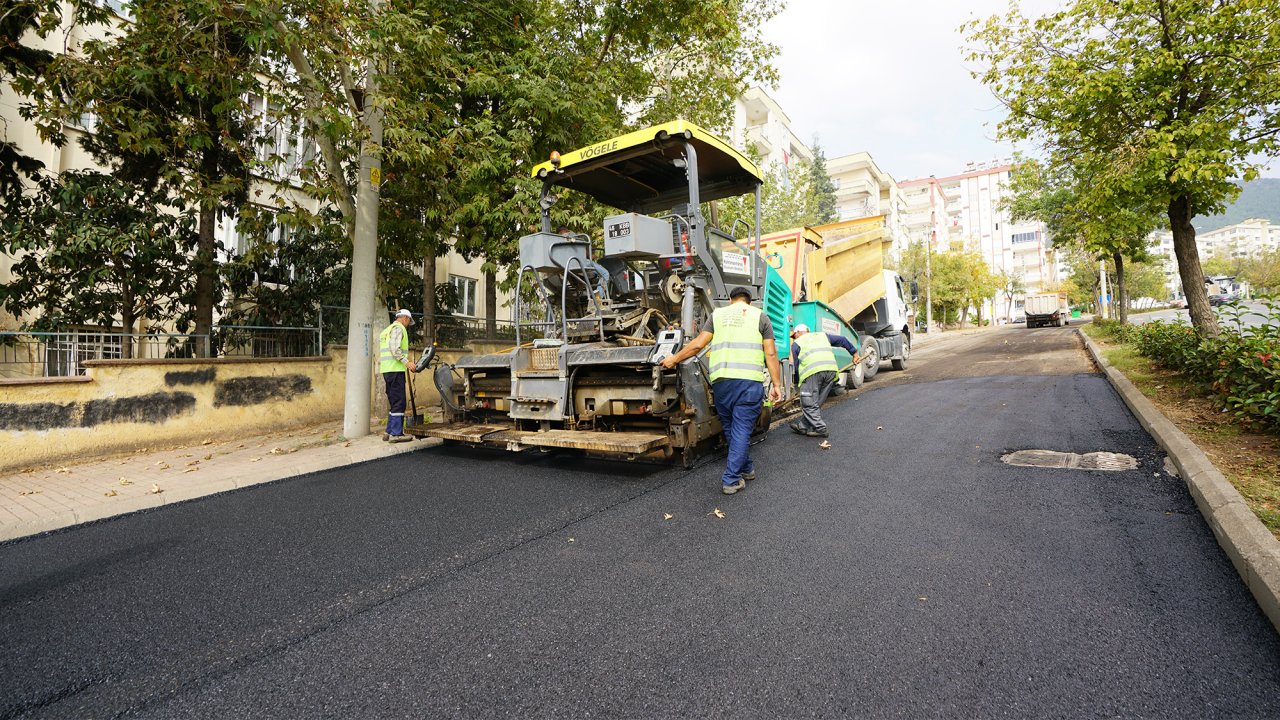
<box><xmin>1208</xmin><ymin>293</ymin><xmax>1235</xmax><ymax>307</ymax></box>
<box><xmin>1169</xmin><ymin>298</ymin><xmax>1186</xmax><ymax>309</ymax></box>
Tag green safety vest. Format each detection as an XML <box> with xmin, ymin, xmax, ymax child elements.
<box><xmin>795</xmin><ymin>331</ymin><xmax>839</xmax><ymax>382</ymax></box>
<box><xmin>707</xmin><ymin>303</ymin><xmax>765</xmax><ymax>383</ymax></box>
<box><xmin>378</xmin><ymin>322</ymin><xmax>408</xmax><ymax>373</ymax></box>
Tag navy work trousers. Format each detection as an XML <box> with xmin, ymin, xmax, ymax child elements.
<box><xmin>712</xmin><ymin>378</ymin><xmax>763</xmax><ymax>487</ymax></box>
<box><xmin>383</xmin><ymin>371</ymin><xmax>406</xmax><ymax>436</ymax></box>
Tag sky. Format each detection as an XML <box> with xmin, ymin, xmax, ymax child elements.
<box><xmin>759</xmin><ymin>0</ymin><xmax>1063</xmax><ymax>182</ymax></box>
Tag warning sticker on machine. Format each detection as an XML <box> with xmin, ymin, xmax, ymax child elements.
<box><xmin>821</xmin><ymin>318</ymin><xmax>841</xmax><ymax>335</ymax></box>
<box><xmin>722</xmin><ymin>251</ymin><xmax>749</xmax><ymax>275</ymax></box>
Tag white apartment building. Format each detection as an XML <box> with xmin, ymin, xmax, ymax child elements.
<box><xmin>825</xmin><ymin>152</ymin><xmax>909</xmax><ymax>259</ymax></box>
<box><xmin>730</xmin><ymin>87</ymin><xmax>813</xmax><ymax>175</ymax></box>
<box><xmin>898</xmin><ymin>176</ymin><xmax>953</xmax><ymax>258</ymax></box>
<box><xmin>911</xmin><ymin>161</ymin><xmax>1056</xmax><ymax>323</ymax></box>
<box><xmin>1151</xmin><ymin>218</ymin><xmax>1280</xmax><ymax>297</ymax></box>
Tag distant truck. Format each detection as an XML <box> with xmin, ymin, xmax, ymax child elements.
<box><xmin>1023</xmin><ymin>292</ymin><xmax>1070</xmax><ymax>328</ymax></box>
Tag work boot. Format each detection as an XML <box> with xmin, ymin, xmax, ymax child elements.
<box><xmin>721</xmin><ymin>478</ymin><xmax>746</xmax><ymax>495</ymax></box>
<box><xmin>789</xmin><ymin>423</ymin><xmax>808</xmax><ymax>436</ymax></box>
<box><xmin>741</xmin><ymin>471</ymin><xmax>756</xmax><ymax>481</ymax></box>
<box><xmin>388</xmin><ymin>434</ymin><xmax>413</xmax><ymax>443</ymax></box>
<box><xmin>382</xmin><ymin>433</ymin><xmax>390</xmax><ymax>442</ymax></box>
<box><xmin>805</xmin><ymin>429</ymin><xmax>829</xmax><ymax>438</ymax></box>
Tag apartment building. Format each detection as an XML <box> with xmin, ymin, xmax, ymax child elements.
<box><xmin>825</xmin><ymin>152</ymin><xmax>909</xmax><ymax>260</ymax></box>
<box><xmin>730</xmin><ymin>87</ymin><xmax>814</xmax><ymax>175</ymax></box>
<box><xmin>1151</xmin><ymin>218</ymin><xmax>1280</xmax><ymax>297</ymax></box>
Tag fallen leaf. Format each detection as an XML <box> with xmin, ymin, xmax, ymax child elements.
<box><xmin>157</xmin><ymin>462</ymin><xmax>170</xmax><ymax>470</ymax></box>
<box><xmin>55</xmin><ymin>467</ymin><xmax>70</xmax><ymax>474</ymax></box>
<box><xmin>183</xmin><ymin>467</ymin><xmax>198</xmax><ymax>473</ymax></box>
<box><xmin>343</xmin><ymin>441</ymin><xmax>352</xmax><ymax>447</ymax></box>
<box><xmin>186</xmin><ymin>460</ymin><xmax>200</xmax><ymax>467</ymax></box>
<box><xmin>20</xmin><ymin>467</ymin><xmax>34</xmax><ymax>474</ymax></box>
<box><xmin>18</xmin><ymin>490</ymin><xmax>40</xmax><ymax>496</ymax></box>
<box><xmin>202</xmin><ymin>453</ymin><xmax>212</xmax><ymax>461</ymax></box>
<box><xmin>250</xmin><ymin>457</ymin><xmax>261</xmax><ymax>462</ymax></box>
<box><xmin>568</xmin><ymin>537</ymin><xmax>576</xmax><ymax>543</ymax></box>
<box><xmin>119</xmin><ymin>478</ymin><xmax>132</xmax><ymax>486</ymax></box>
<box><xmin>876</xmin><ymin>426</ymin><xmax>884</xmax><ymax>431</ymax></box>
<box><xmin>712</xmin><ymin>508</ymin><xmax>725</xmax><ymax>519</ymax></box>
<box><xmin>269</xmin><ymin>447</ymin><xmax>284</xmax><ymax>455</ymax></box>
<box><xmin>104</xmin><ymin>490</ymin><xmax>118</xmax><ymax>497</ymax></box>
<box><xmin>663</xmin><ymin>513</ymin><xmax>674</xmax><ymax>521</ymax></box>
<box><xmin>236</xmin><ymin>444</ymin><xmax>246</xmax><ymax>449</ymax></box>
<box><xmin>918</xmin><ymin>597</ymin><xmax>928</xmax><ymax>602</ymax></box>
<box><xmin>201</xmin><ymin>438</ymin><xmax>212</xmax><ymax>445</ymax></box>
<box><xmin>819</xmin><ymin>440</ymin><xmax>831</xmax><ymax>450</ymax></box>
<box><xmin>149</xmin><ymin>484</ymin><xmax>162</xmax><ymax>494</ymax></box>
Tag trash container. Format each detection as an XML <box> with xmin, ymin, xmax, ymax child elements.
<box><xmin>1071</xmin><ymin>310</ymin><xmax>1081</xmax><ymax>318</ymax></box>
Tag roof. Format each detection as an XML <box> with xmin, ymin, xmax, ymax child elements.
<box><xmin>530</xmin><ymin>121</ymin><xmax>763</xmax><ymax>213</ymax></box>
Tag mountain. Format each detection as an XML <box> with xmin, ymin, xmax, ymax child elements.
<box><xmin>1196</xmin><ymin>178</ymin><xmax>1280</xmax><ymax>231</ymax></box>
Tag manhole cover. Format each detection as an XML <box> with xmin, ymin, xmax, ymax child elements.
<box><xmin>1002</xmin><ymin>449</ymin><xmax>1138</xmax><ymax>471</ymax></box>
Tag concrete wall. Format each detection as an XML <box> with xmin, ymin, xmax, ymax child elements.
<box><xmin>0</xmin><ymin>347</ymin><xmax>352</xmax><ymax>473</ymax></box>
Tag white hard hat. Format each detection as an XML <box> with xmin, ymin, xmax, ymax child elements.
<box><xmin>791</xmin><ymin>323</ymin><xmax>809</xmax><ymax>336</ymax></box>
<box><xmin>395</xmin><ymin>309</ymin><xmax>415</xmax><ymax>324</ymax></box>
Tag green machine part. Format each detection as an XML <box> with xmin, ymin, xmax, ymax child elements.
<box><xmin>763</xmin><ymin>264</ymin><xmax>793</xmax><ymax>361</ymax></box>
<box><xmin>788</xmin><ymin>300</ymin><xmax>864</xmax><ymax>371</ymax></box>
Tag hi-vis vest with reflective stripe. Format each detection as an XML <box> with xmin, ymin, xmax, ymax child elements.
<box><xmin>708</xmin><ymin>303</ymin><xmax>765</xmax><ymax>382</ymax></box>
<box><xmin>795</xmin><ymin>331</ymin><xmax>839</xmax><ymax>382</ymax></box>
<box><xmin>378</xmin><ymin>322</ymin><xmax>408</xmax><ymax>373</ymax></box>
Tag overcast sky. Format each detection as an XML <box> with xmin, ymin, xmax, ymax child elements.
<box><xmin>759</xmin><ymin>0</ymin><xmax>1061</xmax><ymax>182</ymax></box>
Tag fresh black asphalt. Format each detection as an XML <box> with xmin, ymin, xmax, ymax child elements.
<box><xmin>2</xmin><ymin>328</ymin><xmax>1278</xmax><ymax>718</ymax></box>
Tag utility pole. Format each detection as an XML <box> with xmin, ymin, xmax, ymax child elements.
<box><xmin>342</xmin><ymin>0</ymin><xmax>385</xmax><ymax>439</ymax></box>
<box><xmin>926</xmin><ymin>176</ymin><xmax>936</xmax><ymax>332</ymax></box>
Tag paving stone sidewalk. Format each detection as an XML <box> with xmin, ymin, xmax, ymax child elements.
<box><xmin>0</xmin><ymin>420</ymin><xmax>439</xmax><ymax>543</ymax></box>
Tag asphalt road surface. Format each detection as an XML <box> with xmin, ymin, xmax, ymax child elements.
<box><xmin>3</xmin><ymin>326</ymin><xmax>1279</xmax><ymax>718</ymax></box>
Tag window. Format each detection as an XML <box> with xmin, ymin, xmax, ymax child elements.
<box><xmin>247</xmin><ymin>94</ymin><xmax>315</xmax><ymax>181</ymax></box>
<box><xmin>450</xmin><ymin>275</ymin><xmax>477</xmax><ymax>317</ymax></box>
<box><xmin>224</xmin><ymin>210</ymin><xmax>295</xmax><ymax>284</ymax></box>
<box><xmin>1011</xmin><ymin>231</ymin><xmax>1040</xmax><ymax>244</ymax></box>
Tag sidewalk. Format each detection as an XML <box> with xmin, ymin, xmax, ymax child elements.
<box><xmin>0</xmin><ymin>420</ymin><xmax>440</xmax><ymax>543</ymax></box>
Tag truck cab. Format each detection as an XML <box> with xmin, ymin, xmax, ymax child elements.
<box><xmin>850</xmin><ymin>270</ymin><xmax>915</xmax><ymax>376</ymax></box>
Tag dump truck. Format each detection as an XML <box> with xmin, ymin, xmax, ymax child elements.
<box><xmin>760</xmin><ymin>218</ymin><xmax>915</xmax><ymax>379</ymax></box>
<box><xmin>1024</xmin><ymin>292</ymin><xmax>1069</xmax><ymax>328</ymax></box>
<box><xmin>412</xmin><ymin>121</ymin><xmax>814</xmax><ymax>466</ymax></box>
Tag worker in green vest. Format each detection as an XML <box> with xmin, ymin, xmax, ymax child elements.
<box><xmin>788</xmin><ymin>323</ymin><xmax>857</xmax><ymax>438</ymax></box>
<box><xmin>379</xmin><ymin>309</ymin><xmax>417</xmax><ymax>442</ymax></box>
<box><xmin>660</xmin><ymin>286</ymin><xmax>783</xmax><ymax>495</ymax></box>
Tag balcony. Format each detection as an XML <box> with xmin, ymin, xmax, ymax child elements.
<box><xmin>745</xmin><ymin>125</ymin><xmax>774</xmax><ymax>156</ymax></box>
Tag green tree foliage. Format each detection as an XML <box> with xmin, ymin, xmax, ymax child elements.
<box><xmin>1004</xmin><ymin>159</ymin><xmax>1160</xmax><ymax>323</ymax></box>
<box><xmin>966</xmin><ymin>0</ymin><xmax>1280</xmax><ymax>337</ymax></box>
<box><xmin>807</xmin><ymin>143</ymin><xmax>837</xmax><ymax>225</ymax></box>
<box><xmin>0</xmin><ymin>171</ymin><xmax>194</xmax><ymax>354</ymax></box>
<box><xmin>39</xmin><ymin>0</ymin><xmax>269</xmax><ymax>351</ymax></box>
<box><xmin>930</xmin><ymin>250</ymin><xmax>1000</xmax><ymax>327</ymax></box>
<box><xmin>1241</xmin><ymin>249</ymin><xmax>1280</xmax><ymax>294</ymax></box>
<box><xmin>0</xmin><ymin>0</ymin><xmax>107</xmax><ymax>200</ymax></box>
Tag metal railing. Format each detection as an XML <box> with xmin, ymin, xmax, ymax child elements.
<box><xmin>0</xmin><ymin>325</ymin><xmax>321</xmax><ymax>378</ymax></box>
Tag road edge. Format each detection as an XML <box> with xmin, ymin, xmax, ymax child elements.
<box><xmin>1079</xmin><ymin>328</ymin><xmax>1280</xmax><ymax>635</ymax></box>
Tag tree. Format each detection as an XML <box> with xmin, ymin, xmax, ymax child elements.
<box><xmin>997</xmin><ymin>270</ymin><xmax>1027</xmax><ymax>321</ymax></box>
<box><xmin>966</xmin><ymin>0</ymin><xmax>1280</xmax><ymax>336</ymax></box>
<box><xmin>1241</xmin><ymin>249</ymin><xmax>1280</xmax><ymax>294</ymax></box>
<box><xmin>40</xmin><ymin>0</ymin><xmax>268</xmax><ymax>352</ymax></box>
<box><xmin>807</xmin><ymin>143</ymin><xmax>837</xmax><ymax>225</ymax></box>
<box><xmin>0</xmin><ymin>0</ymin><xmax>107</xmax><ymax>203</ymax></box>
<box><xmin>0</xmin><ymin>171</ymin><xmax>194</xmax><ymax>356</ymax></box>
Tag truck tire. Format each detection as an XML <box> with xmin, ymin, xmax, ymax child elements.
<box><xmin>891</xmin><ymin>334</ymin><xmax>911</xmax><ymax>371</ymax></box>
<box><xmin>861</xmin><ymin>339</ymin><xmax>880</xmax><ymax>379</ymax></box>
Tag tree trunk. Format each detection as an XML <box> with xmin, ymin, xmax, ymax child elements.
<box><xmin>194</xmin><ymin>203</ymin><xmax>217</xmax><ymax>357</ymax></box>
<box><xmin>484</xmin><ymin>266</ymin><xmax>497</xmax><ymax>340</ymax></box>
<box><xmin>1169</xmin><ymin>194</ymin><xmax>1219</xmax><ymax>337</ymax></box>
<box><xmin>422</xmin><ymin>250</ymin><xmax>436</xmax><ymax>345</ymax></box>
<box><xmin>1113</xmin><ymin>249</ymin><xmax>1128</xmax><ymax>324</ymax></box>
<box><xmin>121</xmin><ymin>290</ymin><xmax>135</xmax><ymax>360</ymax></box>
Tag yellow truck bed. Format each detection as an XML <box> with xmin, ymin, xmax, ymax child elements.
<box><xmin>759</xmin><ymin>216</ymin><xmax>891</xmax><ymax>320</ymax></box>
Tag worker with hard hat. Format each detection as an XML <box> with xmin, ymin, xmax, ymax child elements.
<box><xmin>660</xmin><ymin>286</ymin><xmax>783</xmax><ymax>495</ymax></box>
<box><xmin>379</xmin><ymin>309</ymin><xmax>418</xmax><ymax>443</ymax></box>
<box><xmin>789</xmin><ymin>323</ymin><xmax>857</xmax><ymax>438</ymax></box>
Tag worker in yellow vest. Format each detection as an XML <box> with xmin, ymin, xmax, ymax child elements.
<box><xmin>660</xmin><ymin>286</ymin><xmax>783</xmax><ymax>495</ymax></box>
<box><xmin>788</xmin><ymin>324</ymin><xmax>857</xmax><ymax>438</ymax></box>
<box><xmin>379</xmin><ymin>309</ymin><xmax>417</xmax><ymax>442</ymax></box>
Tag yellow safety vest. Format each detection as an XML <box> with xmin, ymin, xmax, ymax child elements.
<box><xmin>796</xmin><ymin>331</ymin><xmax>839</xmax><ymax>382</ymax></box>
<box><xmin>708</xmin><ymin>303</ymin><xmax>765</xmax><ymax>383</ymax></box>
<box><xmin>378</xmin><ymin>322</ymin><xmax>408</xmax><ymax>373</ymax></box>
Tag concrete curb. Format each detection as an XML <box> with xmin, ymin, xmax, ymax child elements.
<box><xmin>1079</xmin><ymin>329</ymin><xmax>1280</xmax><ymax>634</ymax></box>
<box><xmin>0</xmin><ymin>437</ymin><xmax>441</xmax><ymax>544</ymax></box>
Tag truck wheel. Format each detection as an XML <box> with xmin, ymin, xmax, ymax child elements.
<box><xmin>845</xmin><ymin>361</ymin><xmax>864</xmax><ymax>389</ymax></box>
<box><xmin>891</xmin><ymin>335</ymin><xmax>911</xmax><ymax>371</ymax></box>
<box><xmin>861</xmin><ymin>340</ymin><xmax>880</xmax><ymax>379</ymax></box>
